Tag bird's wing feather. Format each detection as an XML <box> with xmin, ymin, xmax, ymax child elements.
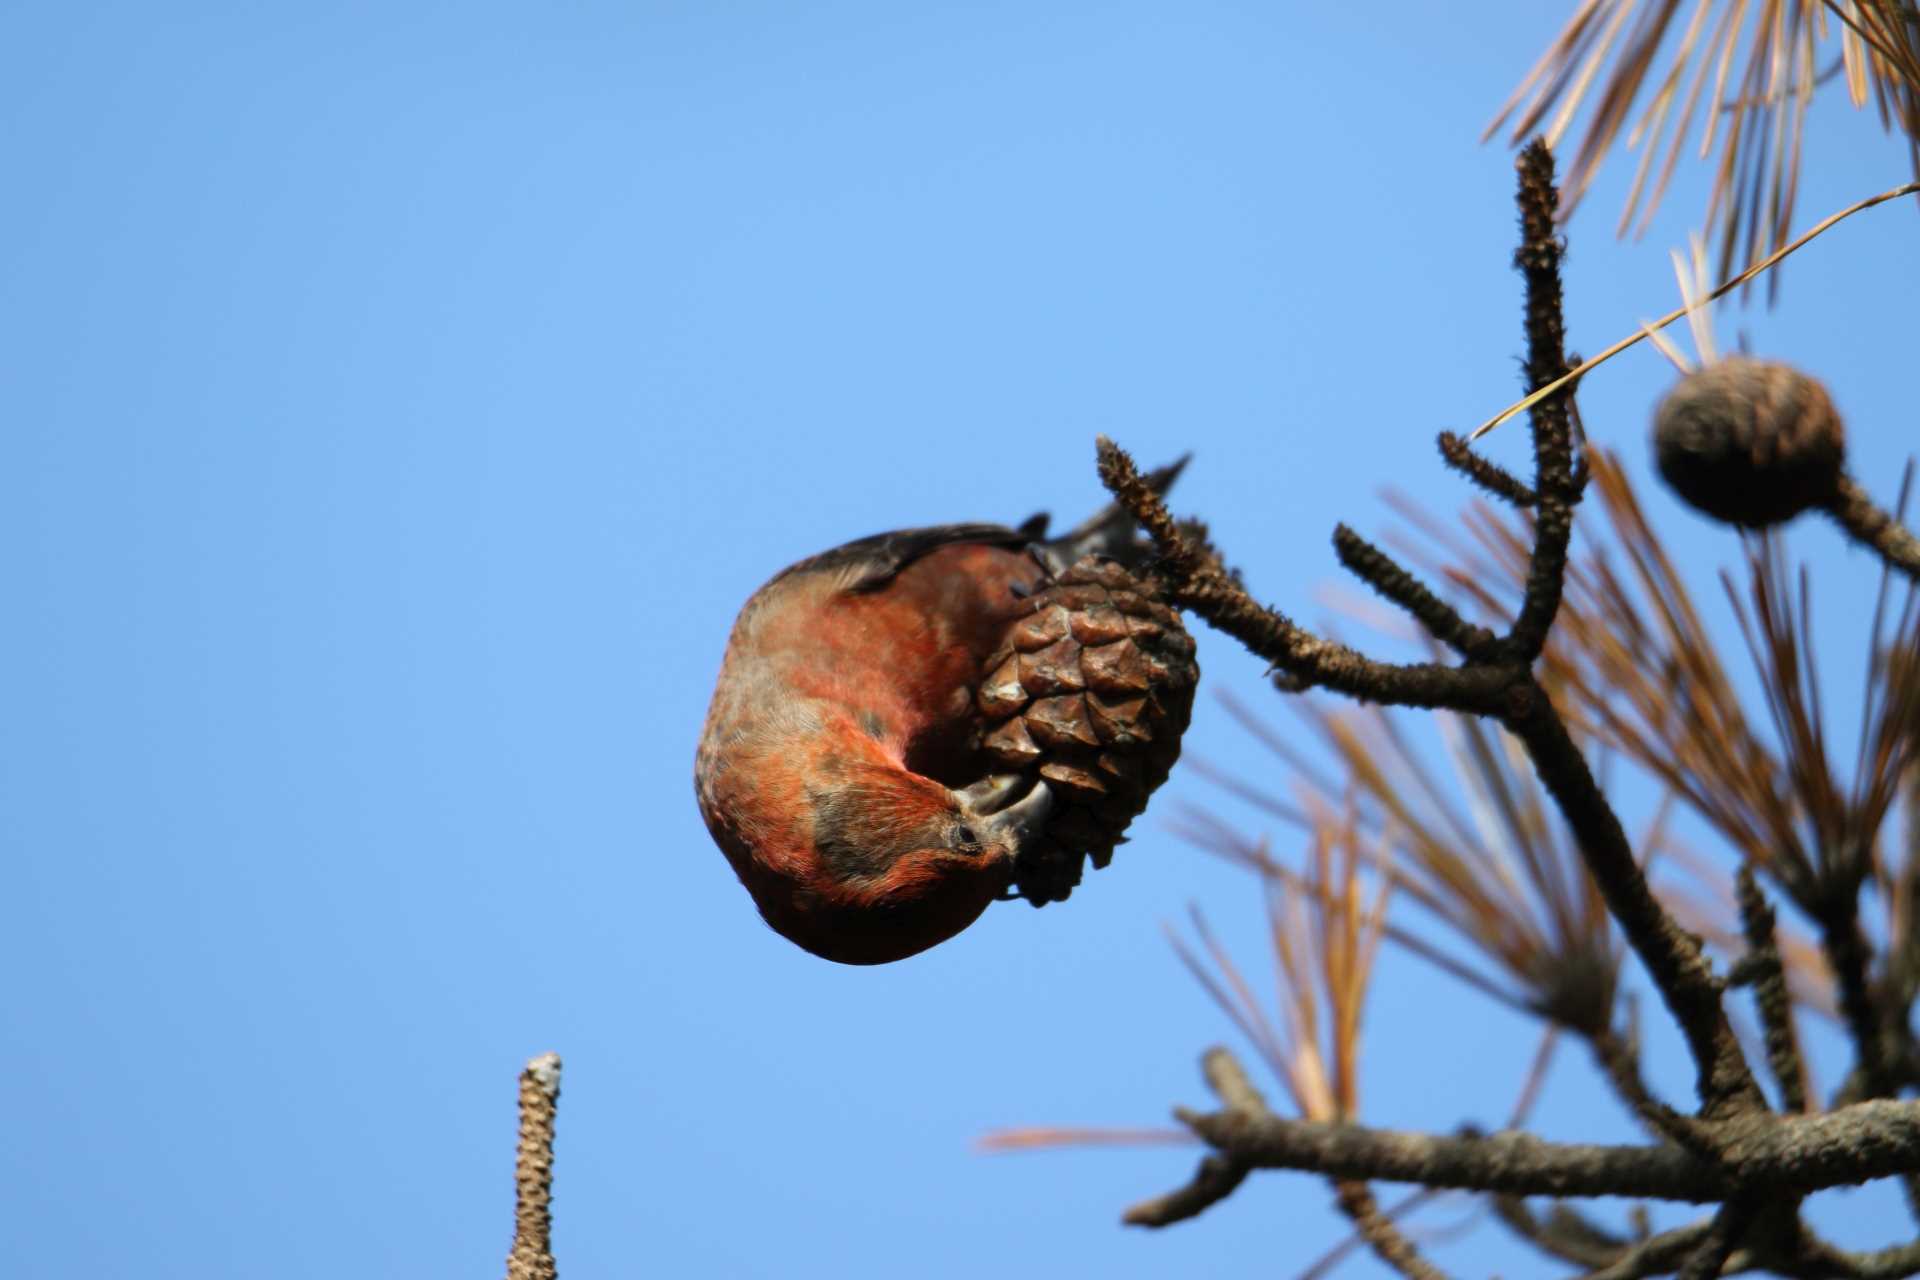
<box><xmin>776</xmin><ymin>523</ymin><xmax>1030</xmax><ymax>594</ymax></box>
<box><xmin>768</xmin><ymin>458</ymin><xmax>1188</xmax><ymax>594</ymax></box>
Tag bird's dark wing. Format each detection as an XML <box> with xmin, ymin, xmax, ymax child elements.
<box><xmin>1028</xmin><ymin>453</ymin><xmax>1190</xmax><ymax>574</ymax></box>
<box><xmin>777</xmin><ymin>523</ymin><xmax>1031</xmax><ymax>594</ymax></box>
<box><xmin>771</xmin><ymin>457</ymin><xmax>1189</xmax><ymax>595</ymax></box>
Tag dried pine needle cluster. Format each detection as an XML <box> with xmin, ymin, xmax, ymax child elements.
<box><xmin>1168</xmin><ymin>806</ymin><xmax>1389</xmax><ymax>1126</ymax></box>
<box><xmin>1491</xmin><ymin>0</ymin><xmax>1920</xmax><ymax>291</ymax></box>
<box><xmin>1180</xmin><ymin>689</ymin><xmax>1623</xmax><ymax>1037</ymax></box>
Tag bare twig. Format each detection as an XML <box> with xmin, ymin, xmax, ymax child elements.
<box><xmin>1491</xmin><ymin>1195</ymin><xmax>1632</xmax><ymax>1269</ymax></box>
<box><xmin>1097</xmin><ymin>436</ymin><xmax>1513</xmax><ymax>715</ymax></box>
<box><xmin>1438</xmin><ymin>430</ymin><xmax>1539</xmax><ymax>507</ymax></box>
<box><xmin>1332</xmin><ymin>1181</ymin><xmax>1455</xmax><ymax>1280</ymax></box>
<box><xmin>1674</xmin><ymin>1197</ymin><xmax>1753</xmax><ymax>1280</ymax></box>
<box><xmin>1301</xmin><ymin>1187</ymin><xmax>1450</xmax><ymax>1280</ymax></box>
<box><xmin>1176</xmin><ymin>1099</ymin><xmax>1920</xmax><ymax>1202</ymax></box>
<box><xmin>1506</xmin><ymin>141</ymin><xmax>1583</xmax><ymax>662</ymax></box>
<box><xmin>1582</xmin><ymin>1221</ymin><xmax>1718</xmax><ymax>1280</ymax></box>
<box><xmin>1123</xmin><ymin>1047</ymin><xmax>1264</xmax><ymax>1228</ymax></box>
<box><xmin>1506</xmin><ymin>686</ymin><xmax>1763</xmax><ymax>1117</ymax></box>
<box><xmin>1588</xmin><ymin>1024</ymin><xmax>1721</xmax><ymax>1154</ymax></box>
<box><xmin>1120</xmin><ymin>1152</ymin><xmax>1250</xmax><ymax>1229</ymax></box>
<box><xmin>1736</xmin><ymin>866</ymin><xmax>1811</xmax><ymax>1114</ymax></box>
<box><xmin>1791</xmin><ymin>1228</ymin><xmax>1920</xmax><ymax>1279</ymax></box>
<box><xmin>1201</xmin><ymin>1044</ymin><xmax>1268</xmax><ymax>1115</ymax></box>
<box><xmin>1828</xmin><ymin>474</ymin><xmax>1920</xmax><ymax>583</ymax></box>
<box><xmin>1310</xmin><ymin>1028</ymin><xmax>1560</xmax><ymax>1278</ymax></box>
<box><xmin>1333</xmin><ymin>523</ymin><xmax>1499</xmax><ymax>659</ymax></box>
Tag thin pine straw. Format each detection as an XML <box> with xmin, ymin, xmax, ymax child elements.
<box><xmin>1163</xmin><ymin>808</ymin><xmax>1390</xmax><ymax>1123</ymax></box>
<box><xmin>1179</xmin><ymin>685</ymin><xmax>1626</xmax><ymax>1032</ymax></box>
<box><xmin>1471</xmin><ymin>176</ymin><xmax>1920</xmax><ymax>440</ymax></box>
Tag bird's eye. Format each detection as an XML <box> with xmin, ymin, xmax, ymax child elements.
<box><xmin>954</xmin><ymin>825</ymin><xmax>979</xmax><ymax>848</ymax></box>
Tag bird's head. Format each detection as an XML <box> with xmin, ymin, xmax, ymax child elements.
<box><xmin>751</xmin><ymin>768</ymin><xmax>1054</xmax><ymax>965</ymax></box>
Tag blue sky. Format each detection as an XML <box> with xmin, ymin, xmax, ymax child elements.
<box><xmin>5</xmin><ymin>3</ymin><xmax>1918</xmax><ymax>1276</ymax></box>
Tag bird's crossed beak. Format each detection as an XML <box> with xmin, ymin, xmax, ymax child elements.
<box><xmin>954</xmin><ymin>773</ymin><xmax>1053</xmax><ymax>855</ymax></box>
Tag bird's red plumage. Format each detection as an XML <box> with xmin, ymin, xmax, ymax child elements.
<box><xmin>696</xmin><ymin>538</ymin><xmax>1046</xmax><ymax>963</ymax></box>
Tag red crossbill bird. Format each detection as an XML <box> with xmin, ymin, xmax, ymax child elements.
<box><xmin>695</xmin><ymin>463</ymin><xmax>1187</xmax><ymax>965</ymax></box>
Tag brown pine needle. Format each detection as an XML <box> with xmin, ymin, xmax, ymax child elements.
<box><xmin>1470</xmin><ymin>178</ymin><xmax>1920</xmax><ymax>441</ymax></box>
<box><xmin>1641</xmin><ymin>318</ymin><xmax>1697</xmax><ymax>374</ymax></box>
<box><xmin>974</xmin><ymin>1126</ymin><xmax>1197</xmax><ymax>1152</ymax></box>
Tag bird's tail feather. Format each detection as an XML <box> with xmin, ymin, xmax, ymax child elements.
<box><xmin>1031</xmin><ymin>454</ymin><xmax>1189</xmax><ymax>574</ymax></box>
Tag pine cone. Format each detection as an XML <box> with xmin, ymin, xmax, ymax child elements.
<box><xmin>974</xmin><ymin>557</ymin><xmax>1197</xmax><ymax>905</ymax></box>
<box><xmin>1653</xmin><ymin>357</ymin><xmax>1845</xmax><ymax>527</ymax></box>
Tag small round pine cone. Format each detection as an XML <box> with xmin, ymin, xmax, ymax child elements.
<box><xmin>974</xmin><ymin>556</ymin><xmax>1197</xmax><ymax>906</ymax></box>
<box><xmin>1652</xmin><ymin>357</ymin><xmax>1845</xmax><ymax>527</ymax></box>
